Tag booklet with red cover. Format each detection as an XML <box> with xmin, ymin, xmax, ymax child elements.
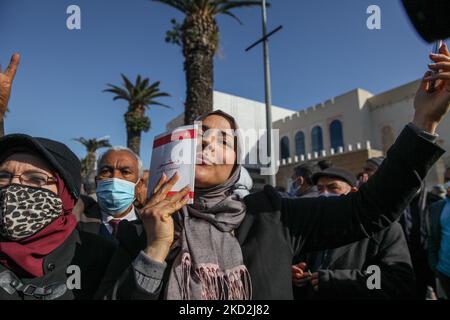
<box><xmin>147</xmin><ymin>124</ymin><xmax>198</xmax><ymax>204</ymax></box>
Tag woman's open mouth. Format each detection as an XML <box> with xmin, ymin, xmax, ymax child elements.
<box><xmin>196</xmin><ymin>154</ymin><xmax>214</xmax><ymax>165</ymax></box>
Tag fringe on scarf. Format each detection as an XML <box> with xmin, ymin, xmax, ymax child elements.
<box><xmin>180</xmin><ymin>252</ymin><xmax>252</xmax><ymax>300</ymax></box>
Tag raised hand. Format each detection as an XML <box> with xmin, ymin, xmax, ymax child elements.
<box><xmin>140</xmin><ymin>172</ymin><xmax>191</xmax><ymax>262</ymax></box>
<box><xmin>413</xmin><ymin>43</ymin><xmax>450</xmax><ymax>134</ymax></box>
<box><xmin>0</xmin><ymin>53</ymin><xmax>20</xmax><ymax>116</ymax></box>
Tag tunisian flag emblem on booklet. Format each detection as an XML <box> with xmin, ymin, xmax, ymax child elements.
<box><xmin>147</xmin><ymin>124</ymin><xmax>198</xmax><ymax>204</ymax></box>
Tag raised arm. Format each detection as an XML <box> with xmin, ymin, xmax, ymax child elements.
<box><xmin>0</xmin><ymin>53</ymin><xmax>20</xmax><ymax>118</ymax></box>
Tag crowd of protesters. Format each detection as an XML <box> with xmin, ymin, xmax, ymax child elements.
<box><xmin>0</xmin><ymin>42</ymin><xmax>449</xmax><ymax>300</ymax></box>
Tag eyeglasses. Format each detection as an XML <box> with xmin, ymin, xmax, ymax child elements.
<box><xmin>0</xmin><ymin>171</ymin><xmax>57</xmax><ymax>188</ymax></box>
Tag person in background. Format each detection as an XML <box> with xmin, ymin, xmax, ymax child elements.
<box><xmin>359</xmin><ymin>155</ymin><xmax>441</xmax><ymax>298</ymax></box>
<box><xmin>428</xmin><ymin>167</ymin><xmax>450</xmax><ymax>299</ymax></box>
<box><xmin>288</xmin><ymin>162</ymin><xmax>321</xmax><ymax>198</ymax></box>
<box><xmin>292</xmin><ymin>167</ymin><xmax>414</xmax><ymax>299</ymax></box>
<box><xmin>317</xmin><ymin>160</ymin><xmax>332</xmax><ymax>170</ymax></box>
<box><xmin>77</xmin><ymin>147</ymin><xmax>146</xmax><ymax>241</ymax></box>
<box><xmin>400</xmin><ymin>182</ymin><xmax>442</xmax><ymax>299</ymax></box>
<box><xmin>357</xmin><ymin>157</ymin><xmax>385</xmax><ymax>186</ymax></box>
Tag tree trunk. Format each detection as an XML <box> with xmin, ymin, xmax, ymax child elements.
<box><xmin>86</xmin><ymin>151</ymin><xmax>97</xmax><ymax>173</ymax></box>
<box><xmin>82</xmin><ymin>151</ymin><xmax>97</xmax><ymax>190</ymax></box>
<box><xmin>0</xmin><ymin>117</ymin><xmax>4</xmax><ymax>137</ymax></box>
<box><xmin>182</xmin><ymin>14</ymin><xmax>218</xmax><ymax>125</ymax></box>
<box><xmin>127</xmin><ymin>129</ymin><xmax>141</xmax><ymax>156</ymax></box>
<box><xmin>125</xmin><ymin>105</ymin><xmax>146</xmax><ymax>156</ymax></box>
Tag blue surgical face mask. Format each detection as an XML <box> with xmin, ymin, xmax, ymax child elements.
<box><xmin>288</xmin><ymin>178</ymin><xmax>301</xmax><ymax>197</ymax></box>
<box><xmin>96</xmin><ymin>178</ymin><xmax>137</xmax><ymax>216</ymax></box>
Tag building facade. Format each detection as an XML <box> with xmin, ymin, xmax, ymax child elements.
<box><xmin>273</xmin><ymin>79</ymin><xmax>449</xmax><ymax>189</ymax></box>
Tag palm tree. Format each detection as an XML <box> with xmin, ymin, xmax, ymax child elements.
<box><xmin>104</xmin><ymin>74</ymin><xmax>171</xmax><ymax>155</ymax></box>
<box><xmin>74</xmin><ymin>137</ymin><xmax>112</xmax><ymax>177</ymax></box>
<box><xmin>154</xmin><ymin>0</ymin><xmax>263</xmax><ymax>125</ymax></box>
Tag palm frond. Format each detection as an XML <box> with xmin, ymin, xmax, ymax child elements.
<box><xmin>152</xmin><ymin>0</ymin><xmax>189</xmax><ymax>13</ymax></box>
<box><xmin>216</xmin><ymin>0</ymin><xmax>263</xmax><ymax>14</ymax></box>
<box><xmin>145</xmin><ymin>101</ymin><xmax>172</xmax><ymax>109</ymax></box>
<box><xmin>105</xmin><ymin>74</ymin><xmax>171</xmax><ymax>110</ymax></box>
<box><xmin>73</xmin><ymin>137</ymin><xmax>88</xmax><ymax>146</ymax></box>
<box><xmin>121</xmin><ymin>74</ymin><xmax>135</xmax><ymax>95</ymax></box>
<box><xmin>220</xmin><ymin>11</ymin><xmax>243</xmax><ymax>24</ymax></box>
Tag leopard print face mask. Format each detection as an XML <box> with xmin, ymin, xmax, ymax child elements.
<box><xmin>0</xmin><ymin>184</ymin><xmax>63</xmax><ymax>241</ymax></box>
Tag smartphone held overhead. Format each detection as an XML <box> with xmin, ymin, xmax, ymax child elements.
<box><xmin>428</xmin><ymin>40</ymin><xmax>444</xmax><ymax>93</ymax></box>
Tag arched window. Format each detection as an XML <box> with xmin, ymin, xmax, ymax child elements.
<box><xmin>295</xmin><ymin>131</ymin><xmax>305</xmax><ymax>156</ymax></box>
<box><xmin>311</xmin><ymin>126</ymin><xmax>323</xmax><ymax>153</ymax></box>
<box><xmin>329</xmin><ymin>120</ymin><xmax>344</xmax><ymax>150</ymax></box>
<box><xmin>280</xmin><ymin>136</ymin><xmax>290</xmax><ymax>160</ymax></box>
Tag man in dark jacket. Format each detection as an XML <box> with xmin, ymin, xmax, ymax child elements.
<box><xmin>359</xmin><ymin>156</ymin><xmax>441</xmax><ymax>298</ymax></box>
<box><xmin>292</xmin><ymin>167</ymin><xmax>415</xmax><ymax>299</ymax></box>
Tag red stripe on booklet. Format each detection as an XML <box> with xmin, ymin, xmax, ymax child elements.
<box><xmin>166</xmin><ymin>191</ymin><xmax>194</xmax><ymax>198</ymax></box>
<box><xmin>153</xmin><ymin>129</ymin><xmax>196</xmax><ymax>148</ymax></box>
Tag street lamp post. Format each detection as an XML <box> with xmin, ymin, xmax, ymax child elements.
<box><xmin>246</xmin><ymin>0</ymin><xmax>282</xmax><ymax>187</ymax></box>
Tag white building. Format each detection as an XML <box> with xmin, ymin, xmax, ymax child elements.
<box><xmin>274</xmin><ymin>79</ymin><xmax>449</xmax><ymax>189</ymax></box>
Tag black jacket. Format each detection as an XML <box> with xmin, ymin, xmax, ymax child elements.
<box><xmin>293</xmin><ymin>222</ymin><xmax>415</xmax><ymax>299</ymax></box>
<box><xmin>398</xmin><ymin>190</ymin><xmax>442</xmax><ymax>297</ymax></box>
<box><xmin>97</xmin><ymin>125</ymin><xmax>444</xmax><ymax>300</ymax></box>
<box><xmin>399</xmin><ymin>191</ymin><xmax>442</xmax><ymax>261</ymax></box>
<box><xmin>77</xmin><ymin>197</ymin><xmax>139</xmax><ymax>243</ymax></box>
<box><xmin>0</xmin><ymin>228</ymin><xmax>116</xmax><ymax>300</ymax></box>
